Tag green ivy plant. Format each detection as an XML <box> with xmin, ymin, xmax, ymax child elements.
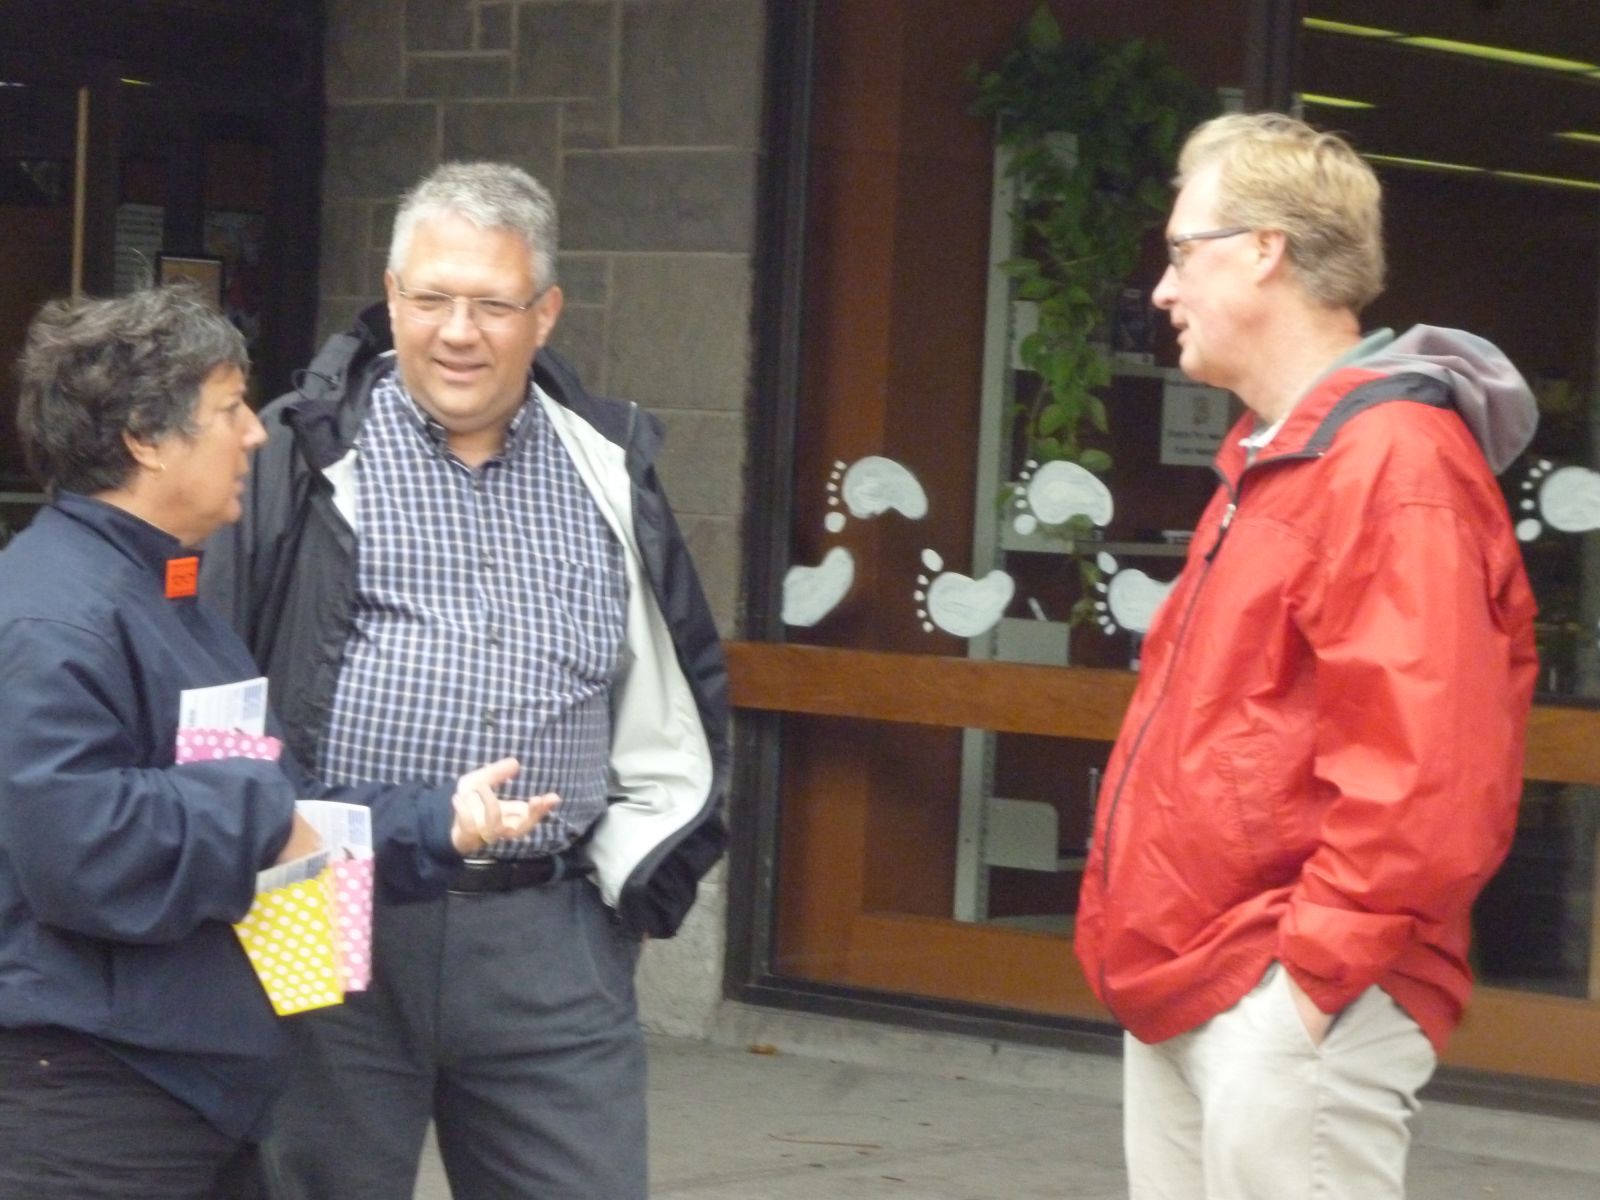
<box><xmin>971</xmin><ymin>4</ymin><xmax>1213</xmax><ymax>562</ymax></box>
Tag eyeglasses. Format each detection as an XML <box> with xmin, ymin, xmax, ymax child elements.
<box><xmin>1166</xmin><ymin>226</ymin><xmax>1252</xmax><ymax>270</ymax></box>
<box><xmin>394</xmin><ymin>280</ymin><xmax>545</xmax><ymax>331</ymax></box>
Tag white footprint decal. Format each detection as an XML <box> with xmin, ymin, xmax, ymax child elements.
<box><xmin>1516</xmin><ymin>459</ymin><xmax>1600</xmax><ymax>541</ymax></box>
<box><xmin>785</xmin><ymin>456</ymin><xmax>928</xmax><ymax>627</ymax></box>
<box><xmin>782</xmin><ymin>547</ymin><xmax>857</xmax><ymax>628</ymax></box>
<box><xmin>914</xmin><ymin>549</ymin><xmax>1015</xmax><ymax>637</ymax></box>
<box><xmin>1011</xmin><ymin>459</ymin><xmax>1113</xmax><ymax>535</ymax></box>
<box><xmin>1511</xmin><ymin>458</ymin><xmax>1600</xmax><ymax>665</ymax></box>
<box><xmin>826</xmin><ymin>456</ymin><xmax>929</xmax><ymax>533</ymax></box>
<box><xmin>1094</xmin><ymin>552</ymin><xmax>1175</xmax><ymax>636</ymax></box>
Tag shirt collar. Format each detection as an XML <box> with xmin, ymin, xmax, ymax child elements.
<box><xmin>52</xmin><ymin>491</ymin><xmax>197</xmax><ymax>590</ymax></box>
<box><xmin>1238</xmin><ymin>328</ymin><xmax>1398</xmax><ymax>456</ymax></box>
<box><xmin>384</xmin><ymin>369</ymin><xmax>541</xmax><ymax>461</ymax></box>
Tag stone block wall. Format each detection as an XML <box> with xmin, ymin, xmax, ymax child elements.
<box><xmin>318</xmin><ymin>0</ymin><xmax>765</xmax><ymax>1034</ymax></box>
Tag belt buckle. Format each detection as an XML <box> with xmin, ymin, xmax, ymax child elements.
<box><xmin>448</xmin><ymin>853</ymin><xmax>568</xmax><ymax>896</ymax></box>
<box><xmin>449</xmin><ymin>857</ymin><xmax>510</xmax><ymax>895</ymax></box>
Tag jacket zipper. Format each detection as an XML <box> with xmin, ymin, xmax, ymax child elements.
<box><xmin>1093</xmin><ymin>448</ymin><xmax>1319</xmax><ymax>1019</ymax></box>
<box><xmin>1205</xmin><ymin>501</ymin><xmax>1237</xmax><ymax>562</ymax></box>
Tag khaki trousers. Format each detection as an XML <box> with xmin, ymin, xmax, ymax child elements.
<box><xmin>1123</xmin><ymin>962</ymin><xmax>1437</xmax><ymax>1200</ymax></box>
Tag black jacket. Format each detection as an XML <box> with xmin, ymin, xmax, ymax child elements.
<box><xmin>203</xmin><ymin>306</ymin><xmax>730</xmax><ymax>937</ymax></box>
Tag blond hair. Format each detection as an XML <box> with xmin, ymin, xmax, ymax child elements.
<box><xmin>1177</xmin><ymin>113</ymin><xmax>1384</xmax><ymax>311</ymax></box>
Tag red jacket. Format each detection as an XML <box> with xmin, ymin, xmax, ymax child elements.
<box><xmin>1075</xmin><ymin>332</ymin><xmax>1538</xmax><ymax>1054</ymax></box>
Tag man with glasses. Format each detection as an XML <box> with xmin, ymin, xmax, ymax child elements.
<box><xmin>1075</xmin><ymin>114</ymin><xmax>1538</xmax><ymax>1199</ymax></box>
<box><xmin>203</xmin><ymin>162</ymin><xmax>729</xmax><ymax>1200</ymax></box>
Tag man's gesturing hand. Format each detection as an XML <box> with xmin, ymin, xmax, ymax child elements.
<box><xmin>449</xmin><ymin>757</ymin><xmax>560</xmax><ymax>854</ymax></box>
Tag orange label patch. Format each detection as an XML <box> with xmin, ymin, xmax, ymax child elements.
<box><xmin>165</xmin><ymin>556</ymin><xmax>199</xmax><ymax>599</ymax></box>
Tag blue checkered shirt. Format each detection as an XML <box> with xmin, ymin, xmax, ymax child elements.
<box><xmin>316</xmin><ymin>369</ymin><xmax>627</xmax><ymax>856</ymax></box>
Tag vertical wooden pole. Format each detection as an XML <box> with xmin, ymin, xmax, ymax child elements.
<box><xmin>71</xmin><ymin>85</ymin><xmax>89</xmax><ymax>299</ymax></box>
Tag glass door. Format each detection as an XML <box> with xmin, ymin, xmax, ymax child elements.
<box><xmin>0</xmin><ymin>12</ymin><xmax>320</xmax><ymax>537</ymax></box>
<box><xmin>737</xmin><ymin>0</ymin><xmax>1600</xmax><ymax>1088</ymax></box>
<box><xmin>0</xmin><ymin>69</ymin><xmax>79</xmax><ymax>535</ymax></box>
<box><xmin>751</xmin><ymin>0</ymin><xmax>1256</xmax><ymax>1027</ymax></box>
<box><xmin>1296</xmin><ymin>0</ymin><xmax>1600</xmax><ymax>1086</ymax></box>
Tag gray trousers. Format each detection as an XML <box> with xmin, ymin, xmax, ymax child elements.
<box><xmin>261</xmin><ymin>877</ymin><xmax>647</xmax><ymax>1200</ymax></box>
<box><xmin>1123</xmin><ymin>962</ymin><xmax>1437</xmax><ymax>1200</ymax></box>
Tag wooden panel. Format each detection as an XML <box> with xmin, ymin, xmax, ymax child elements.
<box><xmin>846</xmin><ymin>913</ymin><xmax>1103</xmax><ymax>1018</ymax></box>
<box><xmin>798</xmin><ymin>909</ymin><xmax>1600</xmax><ymax>1085</ymax></box>
<box><xmin>728</xmin><ymin>641</ymin><xmax>1600</xmax><ymax>786</ymax></box>
<box><xmin>1448</xmin><ymin>987</ymin><xmax>1600</xmax><ymax>1086</ymax></box>
<box><xmin>736</xmin><ymin>640</ymin><xmax>1600</xmax><ymax>1083</ymax></box>
<box><xmin>772</xmin><ymin>715</ymin><xmax>873</xmax><ymax>980</ymax></box>
<box><xmin>1524</xmin><ymin>705</ymin><xmax>1600</xmax><ymax>787</ymax></box>
<box><xmin>726</xmin><ymin>642</ymin><xmax>1136</xmax><ymax>742</ymax></box>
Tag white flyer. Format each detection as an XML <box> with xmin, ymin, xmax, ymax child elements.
<box><xmin>254</xmin><ymin>847</ymin><xmax>331</xmax><ymax>894</ymax></box>
<box><xmin>294</xmin><ymin>800</ymin><xmax>374</xmax><ymax>858</ymax></box>
<box><xmin>177</xmin><ymin>677</ymin><xmax>268</xmax><ymax>736</ymax></box>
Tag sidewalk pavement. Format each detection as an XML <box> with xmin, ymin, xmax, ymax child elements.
<box><xmin>416</xmin><ymin>1004</ymin><xmax>1600</xmax><ymax>1199</ymax></box>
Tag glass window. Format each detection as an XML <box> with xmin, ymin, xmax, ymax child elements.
<box><xmin>749</xmin><ymin>0</ymin><xmax>1600</xmax><ymax>1085</ymax></box>
<box><xmin>0</xmin><ymin>77</ymin><xmax>77</xmax><ymax>535</ymax></box>
<box><xmin>1298</xmin><ymin>3</ymin><xmax>1600</xmax><ymax>1004</ymax></box>
<box><xmin>768</xmin><ymin>0</ymin><xmax>1254</xmax><ymax>1021</ymax></box>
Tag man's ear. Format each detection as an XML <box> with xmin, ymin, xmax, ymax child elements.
<box><xmin>531</xmin><ymin>284</ymin><xmax>564</xmax><ymax>347</ymax></box>
<box><xmin>1252</xmin><ymin>229</ymin><xmax>1290</xmax><ymax>283</ymax></box>
<box><xmin>383</xmin><ymin>269</ymin><xmax>401</xmax><ymax>329</ymax></box>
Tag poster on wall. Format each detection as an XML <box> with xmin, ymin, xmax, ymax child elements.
<box><xmin>205</xmin><ymin>210</ymin><xmax>265</xmax><ymax>353</ymax></box>
<box><xmin>1160</xmin><ymin>379</ymin><xmax>1232</xmax><ymax>467</ymax></box>
<box><xmin>111</xmin><ymin>205</ymin><xmax>263</xmax><ymax>354</ymax></box>
<box><xmin>157</xmin><ymin>254</ymin><xmax>225</xmax><ymax>308</ymax></box>
<box><xmin>114</xmin><ymin>203</ymin><xmax>163</xmax><ymax>295</ymax></box>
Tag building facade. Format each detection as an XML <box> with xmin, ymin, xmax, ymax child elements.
<box><xmin>3</xmin><ymin>0</ymin><xmax>1599</xmax><ymax>1093</ymax></box>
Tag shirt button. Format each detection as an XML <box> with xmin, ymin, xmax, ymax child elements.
<box><xmin>481</xmin><ymin>551</ymin><xmax>496</xmax><ymax>568</ymax></box>
<box><xmin>482</xmin><ymin>710</ymin><xmax>497</xmax><ymax>729</ymax></box>
<box><xmin>485</xmin><ymin>628</ymin><xmax>501</xmax><ymax>646</ymax></box>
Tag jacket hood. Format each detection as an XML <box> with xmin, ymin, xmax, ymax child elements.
<box><xmin>1357</xmin><ymin>325</ymin><xmax>1537</xmax><ymax>474</ymax></box>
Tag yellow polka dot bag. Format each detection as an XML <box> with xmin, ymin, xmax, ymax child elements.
<box><xmin>175</xmin><ymin>726</ymin><xmax>350</xmax><ymax>1016</ymax></box>
<box><xmin>232</xmin><ymin>857</ymin><xmax>346</xmax><ymax>1016</ymax></box>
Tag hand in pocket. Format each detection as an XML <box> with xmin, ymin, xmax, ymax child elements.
<box><xmin>1281</xmin><ymin>966</ymin><xmax>1336</xmax><ymax>1047</ymax></box>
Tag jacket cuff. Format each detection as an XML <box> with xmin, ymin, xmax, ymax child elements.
<box><xmin>418</xmin><ymin>787</ymin><xmax>460</xmax><ymax>865</ymax></box>
<box><xmin>1279</xmin><ymin>893</ymin><xmax>1417</xmax><ymax>1013</ymax></box>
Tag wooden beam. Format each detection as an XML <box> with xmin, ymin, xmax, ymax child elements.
<box><xmin>726</xmin><ymin>641</ymin><xmax>1600</xmax><ymax>786</ymax></box>
<box><xmin>726</xmin><ymin>642</ymin><xmax>1135</xmax><ymax>741</ymax></box>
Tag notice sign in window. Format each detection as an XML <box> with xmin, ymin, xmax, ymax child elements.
<box><xmin>1160</xmin><ymin>379</ymin><xmax>1233</xmax><ymax>467</ymax></box>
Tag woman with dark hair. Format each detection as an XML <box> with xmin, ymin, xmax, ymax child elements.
<box><xmin>0</xmin><ymin>285</ymin><xmax>553</xmax><ymax>1199</ymax></box>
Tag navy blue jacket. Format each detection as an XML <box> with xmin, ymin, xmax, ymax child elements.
<box><xmin>0</xmin><ymin>494</ymin><xmax>459</xmax><ymax>1138</ymax></box>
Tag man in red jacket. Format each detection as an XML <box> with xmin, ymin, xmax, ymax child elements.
<box><xmin>1074</xmin><ymin>113</ymin><xmax>1538</xmax><ymax>1199</ymax></box>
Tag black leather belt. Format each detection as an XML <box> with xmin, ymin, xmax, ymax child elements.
<box><xmin>448</xmin><ymin>851</ymin><xmax>588</xmax><ymax>895</ymax></box>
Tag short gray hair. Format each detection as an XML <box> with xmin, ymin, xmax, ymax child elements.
<box><xmin>388</xmin><ymin>162</ymin><xmax>559</xmax><ymax>292</ymax></box>
<box><xmin>15</xmin><ymin>284</ymin><xmax>248</xmax><ymax>495</ymax></box>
